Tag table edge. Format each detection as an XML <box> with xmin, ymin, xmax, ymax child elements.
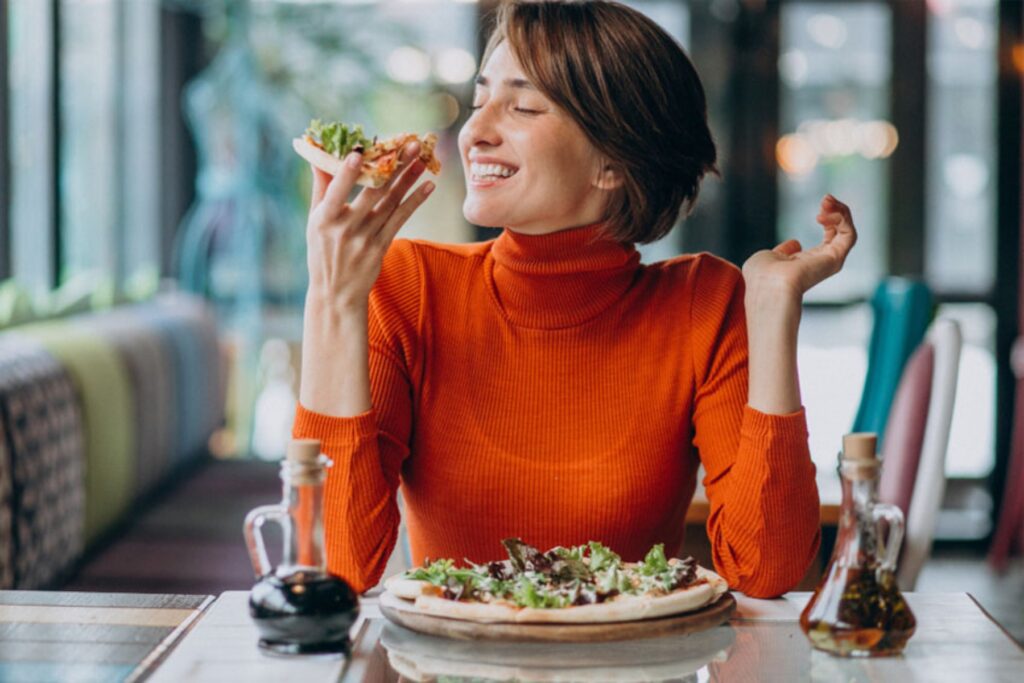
<box><xmin>126</xmin><ymin>594</ymin><xmax>217</xmax><ymax>683</ymax></box>
<box><xmin>966</xmin><ymin>592</ymin><xmax>1024</xmax><ymax>652</ymax></box>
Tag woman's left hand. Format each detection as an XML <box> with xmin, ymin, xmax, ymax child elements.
<box><xmin>742</xmin><ymin>194</ymin><xmax>858</xmax><ymax>301</ymax></box>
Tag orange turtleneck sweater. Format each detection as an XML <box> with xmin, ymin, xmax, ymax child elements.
<box><xmin>293</xmin><ymin>224</ymin><xmax>821</xmax><ymax>598</ymax></box>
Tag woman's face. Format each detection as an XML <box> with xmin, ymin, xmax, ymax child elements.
<box><xmin>458</xmin><ymin>42</ymin><xmax>615</xmax><ymax>235</ymax></box>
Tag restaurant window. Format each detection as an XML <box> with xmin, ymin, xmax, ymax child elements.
<box><xmin>59</xmin><ymin>0</ymin><xmax>119</xmax><ymax>287</ymax></box>
<box><xmin>925</xmin><ymin>0</ymin><xmax>1000</xmax><ymax>532</ymax></box>
<box><xmin>778</xmin><ymin>2</ymin><xmax>892</xmax><ymax>475</ymax></box>
<box><xmin>926</xmin><ymin>0</ymin><xmax>997</xmax><ymax>297</ymax></box>
<box><xmin>7</xmin><ymin>0</ymin><xmax>56</xmax><ymax>295</ymax></box>
<box><xmin>780</xmin><ymin>0</ymin><xmax>1000</xmax><ymax>515</ymax></box>
<box><xmin>121</xmin><ymin>0</ymin><xmax>161</xmax><ymax>290</ymax></box>
<box><xmin>778</xmin><ymin>1</ymin><xmax>892</xmax><ymax>303</ymax></box>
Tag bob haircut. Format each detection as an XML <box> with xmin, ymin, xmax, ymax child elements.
<box><xmin>481</xmin><ymin>0</ymin><xmax>719</xmax><ymax>245</ymax></box>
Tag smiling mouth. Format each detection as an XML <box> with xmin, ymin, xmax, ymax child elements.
<box><xmin>469</xmin><ymin>162</ymin><xmax>519</xmax><ymax>183</ymax></box>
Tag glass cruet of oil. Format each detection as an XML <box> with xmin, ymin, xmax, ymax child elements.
<box><xmin>799</xmin><ymin>432</ymin><xmax>916</xmax><ymax>657</ymax></box>
<box><xmin>244</xmin><ymin>438</ymin><xmax>359</xmax><ymax>657</ymax></box>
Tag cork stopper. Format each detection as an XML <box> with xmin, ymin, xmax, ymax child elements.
<box><xmin>285</xmin><ymin>439</ymin><xmax>326</xmax><ymax>486</ymax></box>
<box><xmin>842</xmin><ymin>433</ymin><xmax>878</xmax><ymax>462</ymax></box>
<box><xmin>840</xmin><ymin>432</ymin><xmax>879</xmax><ymax>481</ymax></box>
<box><xmin>287</xmin><ymin>439</ymin><xmax>321</xmax><ymax>465</ymax></box>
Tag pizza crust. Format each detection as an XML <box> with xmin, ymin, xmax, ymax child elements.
<box><xmin>383</xmin><ymin>576</ymin><xmax>439</xmax><ymax>600</ymax></box>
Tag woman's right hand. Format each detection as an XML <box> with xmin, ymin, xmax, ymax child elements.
<box><xmin>306</xmin><ymin>141</ymin><xmax>435</xmax><ymax>309</ymax></box>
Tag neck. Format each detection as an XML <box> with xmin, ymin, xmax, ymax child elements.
<box><xmin>487</xmin><ymin>222</ymin><xmax>640</xmax><ymax>329</ymax></box>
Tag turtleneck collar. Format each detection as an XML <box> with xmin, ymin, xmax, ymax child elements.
<box><xmin>486</xmin><ymin>222</ymin><xmax>641</xmax><ymax>329</ymax></box>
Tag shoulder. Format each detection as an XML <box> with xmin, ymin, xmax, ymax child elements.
<box><xmin>653</xmin><ymin>253</ymin><xmax>746</xmax><ymax>345</ymax></box>
<box><xmin>648</xmin><ymin>252</ymin><xmax>743</xmax><ymax>298</ymax></box>
<box><xmin>372</xmin><ymin>237</ymin><xmax>491</xmax><ymax>328</ymax></box>
<box><xmin>380</xmin><ymin>237</ymin><xmax>491</xmax><ymax>294</ymax></box>
<box><xmin>405</xmin><ymin>237</ymin><xmax>491</xmax><ymax>269</ymax></box>
<box><xmin>663</xmin><ymin>251</ymin><xmax>741</xmax><ymax>284</ymax></box>
<box><xmin>377</xmin><ymin>236</ymin><xmax>488</xmax><ymax>284</ymax></box>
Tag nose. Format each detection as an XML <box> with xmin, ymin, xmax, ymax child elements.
<box><xmin>461</xmin><ymin>100</ymin><xmax>502</xmax><ymax>150</ymax></box>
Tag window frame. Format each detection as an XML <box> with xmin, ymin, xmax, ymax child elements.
<box><xmin>0</xmin><ymin>0</ymin><xmax>9</xmax><ymax>280</ymax></box>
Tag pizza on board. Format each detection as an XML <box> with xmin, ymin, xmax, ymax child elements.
<box><xmin>382</xmin><ymin>538</ymin><xmax>729</xmax><ymax>625</ymax></box>
<box><xmin>293</xmin><ymin>119</ymin><xmax>441</xmax><ymax>188</ymax></box>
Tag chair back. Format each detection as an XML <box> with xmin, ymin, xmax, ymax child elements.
<box><xmin>853</xmin><ymin>278</ymin><xmax>932</xmax><ymax>443</ymax></box>
<box><xmin>893</xmin><ymin>319</ymin><xmax>961</xmax><ymax>589</ymax></box>
<box><xmin>879</xmin><ymin>343</ymin><xmax>935</xmax><ymax>517</ymax></box>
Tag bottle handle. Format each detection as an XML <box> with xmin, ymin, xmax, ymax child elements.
<box><xmin>871</xmin><ymin>503</ymin><xmax>905</xmax><ymax>573</ymax></box>
<box><xmin>244</xmin><ymin>504</ymin><xmax>289</xmax><ymax>578</ymax></box>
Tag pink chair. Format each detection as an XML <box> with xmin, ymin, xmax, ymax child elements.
<box><xmin>878</xmin><ymin>344</ymin><xmax>934</xmax><ymax>517</ymax></box>
<box><xmin>878</xmin><ymin>319</ymin><xmax>961</xmax><ymax>590</ymax></box>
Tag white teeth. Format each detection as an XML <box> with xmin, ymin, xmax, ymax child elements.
<box><xmin>470</xmin><ymin>162</ymin><xmax>517</xmax><ymax>179</ymax></box>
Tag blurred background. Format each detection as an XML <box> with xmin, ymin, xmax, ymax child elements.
<box><xmin>0</xmin><ymin>0</ymin><xmax>1021</xmax><ymax>642</ymax></box>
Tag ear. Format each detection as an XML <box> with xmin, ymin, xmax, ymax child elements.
<box><xmin>592</xmin><ymin>161</ymin><xmax>625</xmax><ymax>191</ymax></box>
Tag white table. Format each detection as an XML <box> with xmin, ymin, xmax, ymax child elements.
<box><xmin>148</xmin><ymin>591</ymin><xmax>1024</xmax><ymax>682</ymax></box>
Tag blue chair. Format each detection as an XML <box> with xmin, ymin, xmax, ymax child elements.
<box><xmin>852</xmin><ymin>278</ymin><xmax>933</xmax><ymax>444</ymax></box>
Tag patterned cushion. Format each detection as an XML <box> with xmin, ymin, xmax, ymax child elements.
<box><xmin>0</xmin><ymin>417</ymin><xmax>14</xmax><ymax>589</ymax></box>
<box><xmin>74</xmin><ymin>310</ymin><xmax>176</xmax><ymax>498</ymax></box>
<box><xmin>132</xmin><ymin>295</ymin><xmax>224</xmax><ymax>464</ymax></box>
<box><xmin>13</xmin><ymin>324</ymin><xmax>134</xmax><ymax>545</ymax></box>
<box><xmin>0</xmin><ymin>335</ymin><xmax>86</xmax><ymax>588</ymax></box>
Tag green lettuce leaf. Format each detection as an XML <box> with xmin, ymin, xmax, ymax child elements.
<box><xmin>304</xmin><ymin>119</ymin><xmax>372</xmax><ymax>158</ymax></box>
<box><xmin>587</xmin><ymin>541</ymin><xmax>622</xmax><ymax>573</ymax></box>
<box><xmin>640</xmin><ymin>543</ymin><xmax>670</xmax><ymax>576</ymax></box>
<box><xmin>511</xmin><ymin>576</ymin><xmax>571</xmax><ymax>609</ymax></box>
<box><xmin>406</xmin><ymin>558</ymin><xmax>455</xmax><ymax>585</ymax></box>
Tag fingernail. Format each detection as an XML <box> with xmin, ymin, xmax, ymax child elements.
<box><xmin>423</xmin><ymin>181</ymin><xmax>435</xmax><ymax>195</ymax></box>
<box><xmin>347</xmin><ymin>153</ymin><xmax>362</xmax><ymax>169</ymax></box>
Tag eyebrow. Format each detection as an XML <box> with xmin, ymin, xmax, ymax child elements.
<box><xmin>474</xmin><ymin>75</ymin><xmax>537</xmax><ymax>91</ymax></box>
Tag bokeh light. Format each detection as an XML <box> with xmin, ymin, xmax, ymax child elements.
<box><xmin>386</xmin><ymin>46</ymin><xmax>431</xmax><ymax>84</ymax></box>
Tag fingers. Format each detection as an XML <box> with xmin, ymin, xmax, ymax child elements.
<box><xmin>806</xmin><ymin>194</ymin><xmax>856</xmax><ymax>280</ymax></box>
<box><xmin>370</xmin><ymin>160</ymin><xmax>428</xmax><ymax>234</ymax></box>
<box><xmin>818</xmin><ymin>194</ymin><xmax>854</xmax><ymax>227</ymax></box>
<box><xmin>309</xmin><ymin>165</ymin><xmax>331</xmax><ymax>211</ymax></box>
<box><xmin>319</xmin><ymin>152</ymin><xmax>366</xmax><ymax>219</ymax></box>
<box><xmin>377</xmin><ymin>179</ymin><xmax>436</xmax><ymax>245</ymax></box>
<box><xmin>817</xmin><ymin>193</ymin><xmax>857</xmax><ymax>244</ymax></box>
<box><xmin>350</xmin><ymin>141</ymin><xmax>422</xmax><ymax>217</ymax></box>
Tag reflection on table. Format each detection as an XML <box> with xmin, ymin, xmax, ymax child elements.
<box><xmin>379</xmin><ymin>618</ymin><xmax>735</xmax><ymax>681</ymax></box>
<box><xmin>146</xmin><ymin>591</ymin><xmax>1024</xmax><ymax>683</ymax></box>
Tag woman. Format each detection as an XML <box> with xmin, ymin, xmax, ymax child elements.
<box><xmin>294</xmin><ymin>0</ymin><xmax>856</xmax><ymax>599</ymax></box>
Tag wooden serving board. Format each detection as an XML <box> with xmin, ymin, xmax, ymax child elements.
<box><xmin>379</xmin><ymin>591</ymin><xmax>736</xmax><ymax>643</ymax></box>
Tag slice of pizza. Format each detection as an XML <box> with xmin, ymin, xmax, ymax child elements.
<box><xmin>293</xmin><ymin>119</ymin><xmax>441</xmax><ymax>188</ymax></box>
<box><xmin>382</xmin><ymin>538</ymin><xmax>729</xmax><ymax>624</ymax></box>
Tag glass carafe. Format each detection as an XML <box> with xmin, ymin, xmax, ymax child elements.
<box><xmin>800</xmin><ymin>433</ymin><xmax>916</xmax><ymax>657</ymax></box>
<box><xmin>244</xmin><ymin>438</ymin><xmax>359</xmax><ymax>657</ymax></box>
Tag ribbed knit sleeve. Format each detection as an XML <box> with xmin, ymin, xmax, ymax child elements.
<box><xmin>689</xmin><ymin>255</ymin><xmax>820</xmax><ymax>598</ymax></box>
<box><xmin>292</xmin><ymin>239</ymin><xmax>422</xmax><ymax>593</ymax></box>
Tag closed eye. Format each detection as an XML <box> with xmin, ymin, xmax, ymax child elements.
<box><xmin>467</xmin><ymin>104</ymin><xmax>544</xmax><ymax>115</ymax></box>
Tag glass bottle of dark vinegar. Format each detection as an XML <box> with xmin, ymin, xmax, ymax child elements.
<box><xmin>244</xmin><ymin>439</ymin><xmax>359</xmax><ymax>657</ymax></box>
<box><xmin>800</xmin><ymin>433</ymin><xmax>916</xmax><ymax>657</ymax></box>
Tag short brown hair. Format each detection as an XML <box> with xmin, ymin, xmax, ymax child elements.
<box><xmin>482</xmin><ymin>0</ymin><xmax>718</xmax><ymax>244</ymax></box>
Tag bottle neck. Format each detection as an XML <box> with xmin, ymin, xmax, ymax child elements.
<box><xmin>833</xmin><ymin>455</ymin><xmax>883</xmax><ymax>566</ymax></box>
<box><xmin>280</xmin><ymin>463</ymin><xmax>327</xmax><ymax>574</ymax></box>
<box><xmin>839</xmin><ymin>471</ymin><xmax>879</xmax><ymax>515</ymax></box>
